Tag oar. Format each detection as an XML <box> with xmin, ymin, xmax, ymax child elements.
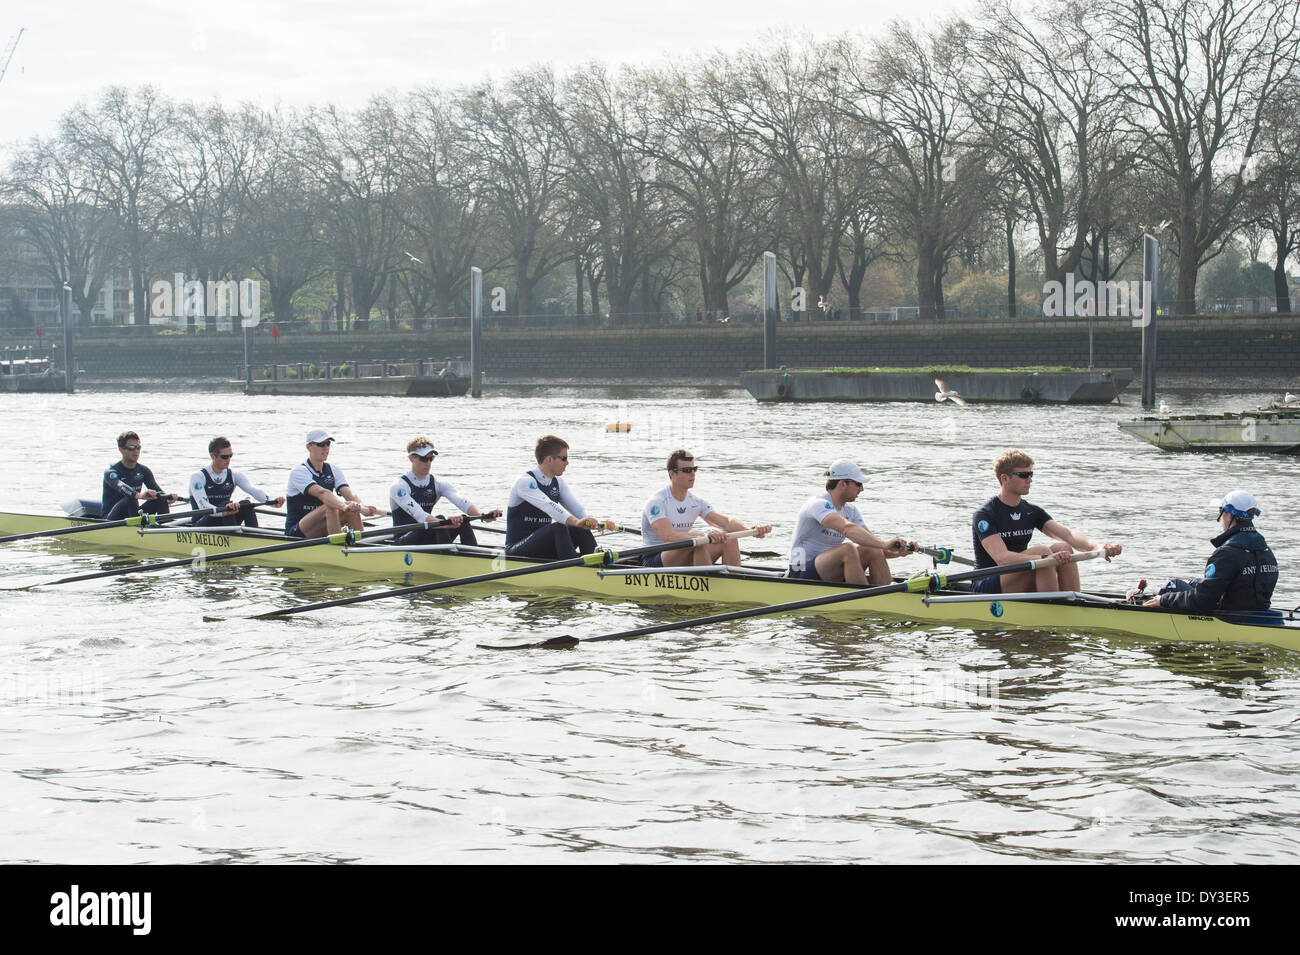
<box><xmin>10</xmin><ymin>520</ymin><xmax>479</xmax><ymax>590</ymax></box>
<box><xmin>243</xmin><ymin>528</ymin><xmax>760</xmax><ymax>621</ymax></box>
<box><xmin>480</xmin><ymin>549</ymin><xmax>1107</xmax><ymax>650</ymax></box>
<box><xmin>613</xmin><ymin>521</ymin><xmax>783</xmax><ymax>558</ymax></box>
<box><xmin>0</xmin><ymin>507</ymin><xmax>218</xmax><ymax>545</ymax></box>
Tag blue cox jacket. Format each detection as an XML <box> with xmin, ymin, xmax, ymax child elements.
<box><xmin>1160</xmin><ymin>522</ymin><xmax>1278</xmax><ymax>613</ymax></box>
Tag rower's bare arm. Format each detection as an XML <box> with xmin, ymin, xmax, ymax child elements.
<box><xmin>823</xmin><ymin>513</ymin><xmax>886</xmax><ymax>550</ymax></box>
<box><xmin>1043</xmin><ymin>520</ymin><xmax>1121</xmax><ymax>560</ymax></box>
<box><xmin>981</xmin><ymin>532</ymin><xmax>1051</xmax><ymax>565</ymax></box>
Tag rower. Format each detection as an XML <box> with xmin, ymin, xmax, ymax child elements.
<box><xmin>284</xmin><ymin>429</ymin><xmax>382</xmax><ymax>539</ymax></box>
<box><xmin>189</xmin><ymin>436</ymin><xmax>284</xmax><ymax>527</ymax></box>
<box><xmin>641</xmin><ymin>449</ymin><xmax>771</xmax><ymax>567</ymax></box>
<box><xmin>504</xmin><ymin>434</ymin><xmax>616</xmax><ymax>559</ymax></box>
<box><xmin>971</xmin><ymin>449</ymin><xmax>1121</xmax><ymax>594</ymax></box>
<box><xmin>101</xmin><ymin>430</ymin><xmax>179</xmax><ymax>522</ymax></box>
<box><xmin>389</xmin><ymin>436</ymin><xmax>501</xmax><ymax>546</ymax></box>
<box><xmin>788</xmin><ymin>459</ymin><xmax>916</xmax><ymax>585</ymax></box>
<box><xmin>1144</xmin><ymin>490</ymin><xmax>1278</xmax><ymax>612</ymax></box>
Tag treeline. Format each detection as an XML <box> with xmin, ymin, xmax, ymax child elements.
<box><xmin>2</xmin><ymin>0</ymin><xmax>1298</xmax><ymax>328</ymax></box>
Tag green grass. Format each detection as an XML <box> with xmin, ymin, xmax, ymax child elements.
<box><xmin>747</xmin><ymin>364</ymin><xmax>1080</xmax><ymax>375</ymax></box>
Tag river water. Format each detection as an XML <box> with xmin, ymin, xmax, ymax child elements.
<box><xmin>1</xmin><ymin>382</ymin><xmax>1298</xmax><ymax>864</ymax></box>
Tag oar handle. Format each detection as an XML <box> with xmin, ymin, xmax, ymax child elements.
<box><xmin>1028</xmin><ymin>548</ymin><xmax>1105</xmax><ymax>570</ymax></box>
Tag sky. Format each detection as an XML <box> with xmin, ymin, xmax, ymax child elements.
<box><xmin>0</xmin><ymin>0</ymin><xmax>974</xmax><ymax>154</ymax></box>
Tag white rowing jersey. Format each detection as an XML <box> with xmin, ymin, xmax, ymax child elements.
<box><xmin>788</xmin><ymin>492</ymin><xmax>864</xmax><ymax>570</ymax></box>
<box><xmin>641</xmin><ymin>485</ymin><xmax>714</xmax><ymax>546</ymax></box>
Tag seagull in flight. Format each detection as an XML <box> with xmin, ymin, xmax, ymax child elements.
<box><xmin>403</xmin><ymin>251</ymin><xmax>423</xmax><ymax>266</ymax></box>
<box><xmin>934</xmin><ymin>378</ymin><xmax>968</xmax><ymax>408</ymax></box>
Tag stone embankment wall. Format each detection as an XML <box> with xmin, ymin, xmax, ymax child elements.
<box><xmin>14</xmin><ymin>313</ymin><xmax>1300</xmax><ymax>381</ymax></box>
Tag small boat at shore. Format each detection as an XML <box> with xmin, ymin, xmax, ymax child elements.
<box><xmin>3</xmin><ymin>510</ymin><xmax>1296</xmax><ymax>654</ymax></box>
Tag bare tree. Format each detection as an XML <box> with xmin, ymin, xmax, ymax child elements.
<box><xmin>838</xmin><ymin>23</ymin><xmax>993</xmax><ymax>319</ymax></box>
<box><xmin>1243</xmin><ymin>82</ymin><xmax>1300</xmax><ymax>312</ymax></box>
<box><xmin>1098</xmin><ymin>0</ymin><xmax>1300</xmax><ymax>316</ymax></box>
<box><xmin>460</xmin><ymin>68</ymin><xmax>570</xmax><ymax>320</ymax></box>
<box><xmin>733</xmin><ymin>38</ymin><xmax>851</xmax><ymax>319</ymax></box>
<box><xmin>399</xmin><ymin>88</ymin><xmax>489</xmax><ymax>319</ymax></box>
<box><xmin>302</xmin><ymin>99</ymin><xmax>406</xmax><ymax>328</ymax></box>
<box><xmin>232</xmin><ymin>107</ymin><xmax>327</xmax><ymax>326</ymax></box>
<box><xmin>60</xmin><ymin>87</ymin><xmax>179</xmax><ymax>325</ymax></box>
<box><xmin>559</xmin><ymin>64</ymin><xmax>677</xmax><ymax>323</ymax></box>
<box><xmin>638</xmin><ymin>57</ymin><xmax>775</xmax><ymax>315</ymax></box>
<box><xmin>2</xmin><ymin>136</ymin><xmax>119</xmax><ymax>325</ymax></box>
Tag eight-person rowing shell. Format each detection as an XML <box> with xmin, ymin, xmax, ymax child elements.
<box><xmin>102</xmin><ymin>430</ymin><xmax>180</xmax><ymax>521</ymax></box>
<box><xmin>504</xmin><ymin>434</ymin><xmax>617</xmax><ymax>559</ymax></box>
<box><xmin>390</xmin><ymin>435</ymin><xmax>501</xmax><ymax>546</ymax></box>
<box><xmin>284</xmin><ymin>429</ymin><xmax>382</xmax><ymax>539</ymax></box>
<box><xmin>970</xmin><ymin>449</ymin><xmax>1121</xmax><ymax>594</ymax></box>
<box><xmin>788</xmin><ymin>459</ymin><xmax>917</xmax><ymax>585</ymax></box>
<box><xmin>640</xmin><ymin>448</ymin><xmax>771</xmax><ymax>567</ymax></box>
<box><xmin>189</xmin><ymin>436</ymin><xmax>284</xmax><ymax>527</ymax></box>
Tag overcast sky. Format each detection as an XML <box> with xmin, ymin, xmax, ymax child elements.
<box><xmin>0</xmin><ymin>0</ymin><xmax>972</xmax><ymax>153</ymax></box>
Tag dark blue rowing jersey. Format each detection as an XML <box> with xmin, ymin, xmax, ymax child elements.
<box><xmin>285</xmin><ymin>461</ymin><xmax>337</xmax><ymax>532</ymax></box>
<box><xmin>102</xmin><ymin>461</ymin><xmax>163</xmax><ymax>514</ymax></box>
<box><xmin>972</xmin><ymin>496</ymin><xmax>1052</xmax><ymax>568</ymax></box>
<box><xmin>190</xmin><ymin>467</ymin><xmax>235</xmax><ymax>511</ymax></box>
<box><xmin>1161</xmin><ymin>523</ymin><xmax>1279</xmax><ymax>613</ymax></box>
<box><xmin>392</xmin><ymin>474</ymin><xmax>440</xmax><ymax>528</ymax></box>
<box><xmin>506</xmin><ymin>470</ymin><xmax>561</xmax><ymax>546</ymax></box>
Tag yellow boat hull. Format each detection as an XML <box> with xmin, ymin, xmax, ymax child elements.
<box><xmin>2</xmin><ymin>511</ymin><xmax>1297</xmax><ymax>653</ymax></box>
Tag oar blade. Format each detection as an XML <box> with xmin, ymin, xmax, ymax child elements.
<box><xmin>477</xmin><ymin>633</ymin><xmax>579</xmax><ymax>650</ymax></box>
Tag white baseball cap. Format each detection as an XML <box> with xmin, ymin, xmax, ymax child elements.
<box><xmin>1215</xmin><ymin>490</ymin><xmax>1261</xmax><ymax>519</ymax></box>
<box><xmin>306</xmin><ymin>429</ymin><xmax>336</xmax><ymax>445</ymax></box>
<box><xmin>825</xmin><ymin>459</ymin><xmax>870</xmax><ymax>484</ymax></box>
<box><xmin>408</xmin><ymin>444</ymin><xmax>436</xmax><ymax>457</ymax></box>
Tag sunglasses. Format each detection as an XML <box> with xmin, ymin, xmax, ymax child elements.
<box><xmin>121</xmin><ymin>444</ymin><xmax>142</xmax><ymax>451</ymax></box>
<box><xmin>1010</xmin><ymin>470</ymin><xmax>1034</xmax><ymax>479</ymax></box>
<box><xmin>672</xmin><ymin>466</ymin><xmax>700</xmax><ymax>473</ymax></box>
<box><xmin>217</xmin><ymin>453</ymin><xmax>234</xmax><ymax>460</ymax></box>
<box><xmin>412</xmin><ymin>452</ymin><xmax>438</xmax><ymax>462</ymax></box>
<box><xmin>551</xmin><ymin>454</ymin><xmax>568</xmax><ymax>461</ymax></box>
<box><xmin>310</xmin><ymin>441</ymin><xmax>333</xmax><ymax>447</ymax></box>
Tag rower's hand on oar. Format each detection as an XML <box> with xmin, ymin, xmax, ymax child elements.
<box><xmin>1102</xmin><ymin>542</ymin><xmax>1122</xmax><ymax>561</ymax></box>
<box><xmin>751</xmin><ymin>523</ymin><xmax>773</xmax><ymax>538</ymax></box>
<box><xmin>1047</xmin><ymin>541</ymin><xmax>1073</xmax><ymax>564</ymax></box>
<box><xmin>1142</xmin><ymin>596</ymin><xmax>1160</xmax><ymax>608</ymax></box>
<box><xmin>484</xmin><ymin>509</ymin><xmax>502</xmax><ymax>522</ymax></box>
<box><xmin>885</xmin><ymin>537</ymin><xmax>914</xmax><ymax>555</ymax></box>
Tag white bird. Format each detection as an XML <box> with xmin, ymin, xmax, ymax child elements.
<box><xmin>1159</xmin><ymin>401</ymin><xmax>1172</xmax><ymax>415</ymax></box>
<box><xmin>1284</xmin><ymin>392</ymin><xmax>1298</xmax><ymax>407</ymax></box>
<box><xmin>403</xmin><ymin>251</ymin><xmax>423</xmax><ymax>266</ymax></box>
<box><xmin>934</xmin><ymin>378</ymin><xmax>968</xmax><ymax>408</ymax></box>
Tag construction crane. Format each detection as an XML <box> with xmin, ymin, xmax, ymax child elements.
<box><xmin>0</xmin><ymin>27</ymin><xmax>25</xmax><ymax>89</ymax></box>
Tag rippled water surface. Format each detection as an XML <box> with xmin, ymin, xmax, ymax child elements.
<box><xmin>2</xmin><ymin>382</ymin><xmax>1298</xmax><ymax>863</ymax></box>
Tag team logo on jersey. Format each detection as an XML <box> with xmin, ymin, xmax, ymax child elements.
<box><xmin>194</xmin><ymin>480</ymin><xmax>203</xmax><ymax>490</ymax></box>
<box><xmin>109</xmin><ymin>471</ymin><xmax>118</xmax><ymax>480</ymax></box>
<box><xmin>529</xmin><ymin>481</ymin><xmax>537</xmax><ymax>490</ymax></box>
<box><xmin>676</xmin><ymin>507</ymin><xmax>686</xmax><ymax>514</ymax></box>
<box><xmin>1205</xmin><ymin>563</ymin><xmax>1216</xmax><ymax>578</ymax></box>
<box><xmin>978</xmin><ymin>519</ymin><xmax>989</xmax><ymax>533</ymax></box>
<box><xmin>650</xmin><ymin>505</ymin><xmax>660</xmax><ymax>516</ymax></box>
<box><xmin>397</xmin><ymin>487</ymin><xmax>407</xmax><ymax>497</ymax></box>
<box><xmin>823</xmin><ymin>501</ymin><xmax>833</xmax><ymax>509</ymax></box>
<box><xmin>1010</xmin><ymin>512</ymin><xmax>1021</xmax><ymax>520</ymax></box>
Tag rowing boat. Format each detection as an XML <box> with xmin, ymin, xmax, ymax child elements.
<box><xmin>3</xmin><ymin>510</ymin><xmax>1298</xmax><ymax>653</ymax></box>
